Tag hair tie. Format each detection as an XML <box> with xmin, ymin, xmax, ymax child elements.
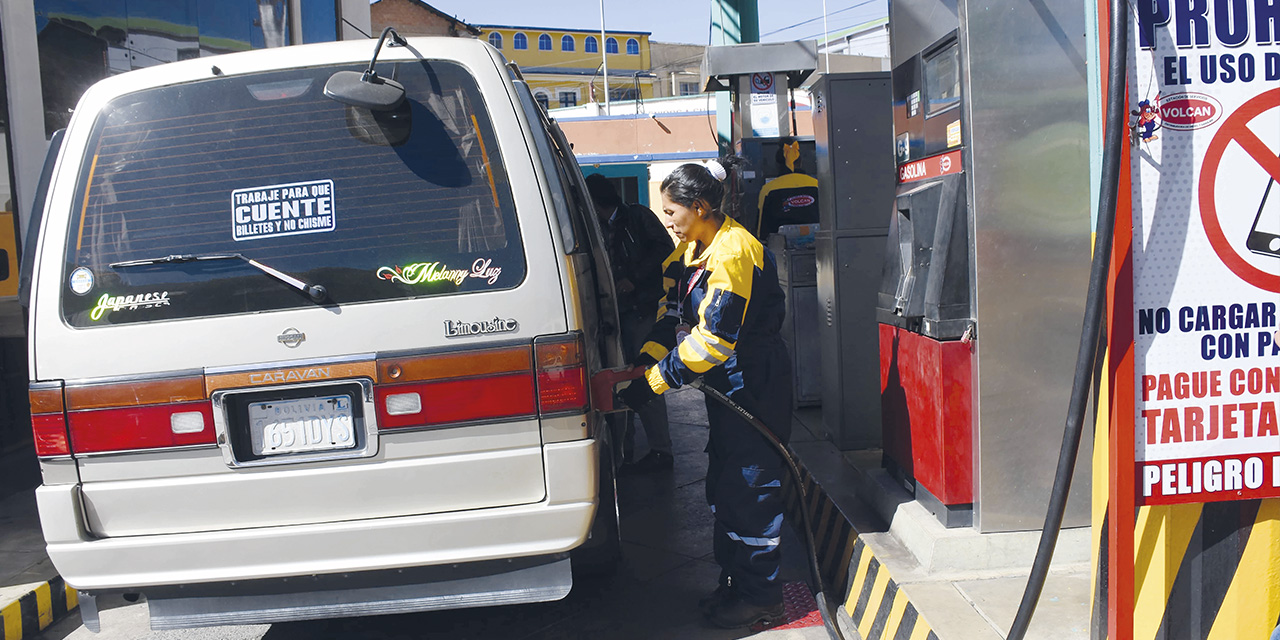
<box><xmin>705</xmin><ymin>159</ymin><xmax>727</xmax><ymax>182</ymax></box>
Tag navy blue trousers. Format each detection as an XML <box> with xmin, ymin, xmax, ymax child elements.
<box><xmin>703</xmin><ymin>340</ymin><xmax>793</xmax><ymax>606</ymax></box>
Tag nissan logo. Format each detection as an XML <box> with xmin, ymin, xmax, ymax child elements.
<box><xmin>277</xmin><ymin>328</ymin><xmax>306</xmax><ymax>348</ymax></box>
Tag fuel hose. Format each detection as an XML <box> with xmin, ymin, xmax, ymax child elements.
<box><xmin>687</xmin><ymin>378</ymin><xmax>847</xmax><ymax>640</ymax></box>
<box><xmin>1006</xmin><ymin>0</ymin><xmax>1127</xmax><ymax>635</ymax></box>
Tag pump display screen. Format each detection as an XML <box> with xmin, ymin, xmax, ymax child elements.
<box><xmin>924</xmin><ymin>45</ymin><xmax>960</xmax><ymax>116</ymax></box>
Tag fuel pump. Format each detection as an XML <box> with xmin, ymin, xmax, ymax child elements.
<box><xmin>877</xmin><ymin>30</ymin><xmax>976</xmax><ymax>527</ymax></box>
<box><xmin>878</xmin><ymin>0</ymin><xmax>1095</xmax><ymax>533</ymax></box>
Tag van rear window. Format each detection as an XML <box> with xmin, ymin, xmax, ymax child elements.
<box><xmin>60</xmin><ymin>60</ymin><xmax>524</xmax><ymax>327</ymax></box>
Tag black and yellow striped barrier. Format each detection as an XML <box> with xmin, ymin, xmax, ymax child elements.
<box><xmin>785</xmin><ymin>466</ymin><xmax>940</xmax><ymax>640</ymax></box>
<box><xmin>0</xmin><ymin>576</ymin><xmax>77</xmax><ymax>640</ymax></box>
<box><xmin>1092</xmin><ymin>349</ymin><xmax>1280</xmax><ymax>639</ymax></box>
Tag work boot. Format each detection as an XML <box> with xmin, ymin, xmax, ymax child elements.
<box><xmin>707</xmin><ymin>593</ymin><xmax>785</xmax><ymax>629</ymax></box>
<box><xmin>619</xmin><ymin>450</ymin><xmax>673</xmax><ymax>475</ymax></box>
<box><xmin>697</xmin><ymin>583</ymin><xmax>734</xmax><ymax>616</ymax></box>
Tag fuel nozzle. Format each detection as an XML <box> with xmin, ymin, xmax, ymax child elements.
<box><xmin>589</xmin><ymin>366</ymin><xmax>647</xmax><ymax>413</ymax></box>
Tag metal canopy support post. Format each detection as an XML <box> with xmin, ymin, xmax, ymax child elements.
<box><xmin>774</xmin><ymin>72</ymin><xmax>791</xmax><ymax>138</ymax></box>
<box><xmin>710</xmin><ymin>0</ymin><xmax>759</xmax><ymax>154</ymax></box>
<box><xmin>735</xmin><ymin>76</ymin><xmax>750</xmax><ymax>144</ymax></box>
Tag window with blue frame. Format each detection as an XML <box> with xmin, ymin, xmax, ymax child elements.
<box><xmin>605</xmin><ymin>37</ymin><xmax>618</xmax><ymax>54</ymax></box>
<box><xmin>561</xmin><ymin>35</ymin><xmax>574</xmax><ymax>51</ymax></box>
<box><xmin>513</xmin><ymin>32</ymin><xmax>527</xmax><ymax>49</ymax></box>
<box><xmin>585</xmin><ymin>36</ymin><xmax>598</xmax><ymax>53</ymax></box>
<box><xmin>626</xmin><ymin>38</ymin><xmax>639</xmax><ymax>55</ymax></box>
<box><xmin>488</xmin><ymin>32</ymin><xmax>502</xmax><ymax>49</ymax></box>
<box><xmin>539</xmin><ymin>34</ymin><xmax>552</xmax><ymax>50</ymax></box>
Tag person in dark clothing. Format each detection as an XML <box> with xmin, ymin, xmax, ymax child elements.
<box><xmin>585</xmin><ymin>174</ymin><xmax>676</xmax><ymax>473</ymax></box>
<box><xmin>755</xmin><ymin>138</ymin><xmax>819</xmax><ymax>238</ymax></box>
<box><xmin>619</xmin><ymin>158</ymin><xmax>793</xmax><ymax>629</ymax></box>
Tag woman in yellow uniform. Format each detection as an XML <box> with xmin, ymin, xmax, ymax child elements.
<box><xmin>620</xmin><ymin>157</ymin><xmax>794</xmax><ymax>629</ymax></box>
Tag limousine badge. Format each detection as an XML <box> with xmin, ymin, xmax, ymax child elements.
<box><xmin>277</xmin><ymin>327</ymin><xmax>307</xmax><ymax>348</ymax></box>
<box><xmin>444</xmin><ymin>317</ymin><xmax>518</xmax><ymax>338</ymax></box>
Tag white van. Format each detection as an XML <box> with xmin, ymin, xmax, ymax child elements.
<box><xmin>24</xmin><ymin>34</ymin><xmax>625</xmax><ymax>630</ymax></box>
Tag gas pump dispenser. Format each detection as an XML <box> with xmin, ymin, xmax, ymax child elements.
<box><xmin>878</xmin><ymin>30</ymin><xmax>976</xmax><ymax>527</ymax></box>
<box><xmin>877</xmin><ymin>0</ymin><xmax>1095</xmax><ymax>532</ymax></box>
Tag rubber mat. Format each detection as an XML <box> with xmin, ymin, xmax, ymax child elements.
<box><xmin>753</xmin><ymin>581</ymin><xmax>823</xmax><ymax>632</ymax></box>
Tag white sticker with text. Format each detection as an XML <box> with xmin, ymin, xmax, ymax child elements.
<box><xmin>232</xmin><ymin>179</ymin><xmax>335</xmax><ymax>242</ymax></box>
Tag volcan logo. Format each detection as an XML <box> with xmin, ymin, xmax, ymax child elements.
<box><xmin>1159</xmin><ymin>93</ymin><xmax>1221</xmax><ymax>130</ymax></box>
<box><xmin>784</xmin><ymin>195</ymin><xmax>815</xmax><ymax>209</ymax></box>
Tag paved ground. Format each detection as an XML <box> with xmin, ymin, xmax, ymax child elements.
<box><xmin>789</xmin><ymin>411</ymin><xmax>1092</xmax><ymax>640</ymax></box>
<box><xmin>34</xmin><ymin>388</ymin><xmax>832</xmax><ymax>640</ymax></box>
<box><xmin>0</xmin><ymin>448</ymin><xmax>57</xmax><ymax>613</ymax></box>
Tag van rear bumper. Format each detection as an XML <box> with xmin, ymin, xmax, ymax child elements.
<box><xmin>144</xmin><ymin>554</ymin><xmax>573</xmax><ymax>629</ymax></box>
<box><xmin>39</xmin><ymin>440</ymin><xmax>598</xmax><ymax>591</ymax></box>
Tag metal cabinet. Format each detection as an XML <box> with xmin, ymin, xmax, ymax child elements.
<box><xmin>770</xmin><ymin>235</ymin><xmax>820</xmax><ymax>407</ymax></box>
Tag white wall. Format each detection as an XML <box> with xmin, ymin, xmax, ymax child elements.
<box><xmin>1</xmin><ymin>1</ymin><xmax>49</xmax><ymax>232</ymax></box>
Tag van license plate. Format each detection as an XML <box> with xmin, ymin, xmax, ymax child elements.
<box><xmin>248</xmin><ymin>394</ymin><xmax>356</xmax><ymax>456</ymax></box>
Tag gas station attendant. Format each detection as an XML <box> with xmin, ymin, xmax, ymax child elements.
<box><xmin>619</xmin><ymin>158</ymin><xmax>795</xmax><ymax>629</ymax></box>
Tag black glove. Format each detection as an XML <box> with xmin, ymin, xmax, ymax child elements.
<box><xmin>618</xmin><ymin>379</ymin><xmax>658</xmax><ymax>411</ymax></box>
<box><xmin>634</xmin><ymin>353</ymin><xmax>658</xmax><ymax>368</ymax></box>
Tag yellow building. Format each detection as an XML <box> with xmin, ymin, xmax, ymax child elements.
<box><xmin>476</xmin><ymin>24</ymin><xmax>653</xmax><ymax>109</ymax></box>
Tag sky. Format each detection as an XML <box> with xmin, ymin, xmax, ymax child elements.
<box><xmin>420</xmin><ymin>0</ymin><xmax>889</xmax><ymax>45</ymax></box>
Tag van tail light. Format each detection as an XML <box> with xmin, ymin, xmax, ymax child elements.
<box><xmin>67</xmin><ymin>402</ymin><xmax>216</xmax><ymax>454</ymax></box>
<box><xmin>375</xmin><ymin>375</ymin><xmax>536</xmax><ymax>429</ymax></box>
<box><xmin>63</xmin><ymin>376</ymin><xmax>214</xmax><ymax>455</ymax></box>
<box><xmin>535</xmin><ymin>334</ymin><xmax>589</xmax><ymax>415</ymax></box>
<box><xmin>376</xmin><ymin>345</ymin><xmax>537</xmax><ymax>429</ymax></box>
<box><xmin>29</xmin><ymin>382</ymin><xmax>69</xmax><ymax>458</ymax></box>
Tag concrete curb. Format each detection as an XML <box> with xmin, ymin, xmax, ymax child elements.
<box><xmin>786</xmin><ymin>464</ymin><xmax>940</xmax><ymax>640</ymax></box>
<box><xmin>1</xmin><ymin>576</ymin><xmax>78</xmax><ymax>640</ymax></box>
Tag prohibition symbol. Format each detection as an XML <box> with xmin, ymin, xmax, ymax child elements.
<box><xmin>751</xmin><ymin>72</ymin><xmax>774</xmax><ymax>93</ymax></box>
<box><xmin>1198</xmin><ymin>87</ymin><xmax>1280</xmax><ymax>293</ymax></box>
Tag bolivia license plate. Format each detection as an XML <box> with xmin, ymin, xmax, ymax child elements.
<box><xmin>248</xmin><ymin>394</ymin><xmax>356</xmax><ymax>456</ymax></box>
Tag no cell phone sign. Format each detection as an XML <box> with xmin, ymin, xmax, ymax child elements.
<box><xmin>1198</xmin><ymin>88</ymin><xmax>1280</xmax><ymax>293</ymax></box>
<box><xmin>751</xmin><ymin>72</ymin><xmax>773</xmax><ymax>93</ymax></box>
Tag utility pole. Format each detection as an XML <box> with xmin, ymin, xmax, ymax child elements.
<box><xmin>600</xmin><ymin>0</ymin><xmax>610</xmax><ymax>115</ymax></box>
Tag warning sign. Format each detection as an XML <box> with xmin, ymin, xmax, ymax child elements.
<box><xmin>750</xmin><ymin>73</ymin><xmax>780</xmax><ymax>138</ymax></box>
<box><xmin>232</xmin><ymin>179</ymin><xmax>335</xmax><ymax>242</ymax></box>
<box><xmin>1198</xmin><ymin>89</ymin><xmax>1280</xmax><ymax>293</ymax></box>
<box><xmin>751</xmin><ymin>72</ymin><xmax>774</xmax><ymax>94</ymax></box>
<box><xmin>1130</xmin><ymin>13</ymin><xmax>1280</xmax><ymax>505</ymax></box>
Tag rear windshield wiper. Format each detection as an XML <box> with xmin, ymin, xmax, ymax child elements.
<box><xmin>109</xmin><ymin>253</ymin><xmax>328</xmax><ymax>303</ymax></box>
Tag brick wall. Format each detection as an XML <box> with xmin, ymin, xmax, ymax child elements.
<box><xmin>371</xmin><ymin>0</ymin><xmax>471</xmax><ymax>37</ymax></box>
